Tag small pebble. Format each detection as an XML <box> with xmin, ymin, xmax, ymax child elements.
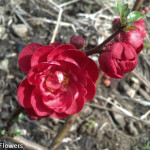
<box><xmin>12</xmin><ymin>24</ymin><xmax>28</xmax><ymax>37</ymax></box>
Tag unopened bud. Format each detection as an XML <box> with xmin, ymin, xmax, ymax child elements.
<box><xmin>70</xmin><ymin>36</ymin><xmax>86</xmax><ymax>49</ymax></box>
<box><xmin>144</xmin><ymin>6</ymin><xmax>149</xmax><ymax>13</ymax></box>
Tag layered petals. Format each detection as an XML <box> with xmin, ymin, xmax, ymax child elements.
<box><xmin>17</xmin><ymin>79</ymin><xmax>34</xmax><ymax>108</ymax></box>
<box><xmin>17</xmin><ymin>42</ymin><xmax>99</xmax><ymax>119</ymax></box>
<box><xmin>99</xmin><ymin>42</ymin><xmax>138</xmax><ymax>79</ymax></box>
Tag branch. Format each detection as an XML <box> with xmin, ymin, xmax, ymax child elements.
<box><xmin>132</xmin><ymin>0</ymin><xmax>145</xmax><ymax>11</ymax></box>
<box><xmin>85</xmin><ymin>27</ymin><xmax>123</xmax><ymax>56</ymax></box>
<box><xmin>50</xmin><ymin>114</ymin><xmax>78</xmax><ymax>150</ymax></box>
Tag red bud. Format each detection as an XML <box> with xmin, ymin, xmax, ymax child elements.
<box><xmin>70</xmin><ymin>36</ymin><xmax>86</xmax><ymax>49</ymax></box>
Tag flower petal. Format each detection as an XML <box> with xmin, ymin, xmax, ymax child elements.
<box><xmin>31</xmin><ymin>45</ymin><xmax>54</xmax><ymax>67</ymax></box>
<box><xmin>84</xmin><ymin>78</ymin><xmax>96</xmax><ymax>102</ymax></box>
<box><xmin>18</xmin><ymin>43</ymin><xmax>43</xmax><ymax>73</ymax></box>
<box><xmin>31</xmin><ymin>89</ymin><xmax>53</xmax><ymax>116</ymax></box>
<box><xmin>17</xmin><ymin>79</ymin><xmax>34</xmax><ymax>108</ymax></box>
<box><xmin>28</xmin><ymin>63</ymin><xmax>51</xmax><ymax>85</ymax></box>
<box><xmin>65</xmin><ymin>87</ymin><xmax>86</xmax><ymax>115</ymax></box>
<box><xmin>86</xmin><ymin>58</ymin><xmax>99</xmax><ymax>83</ymax></box>
<box><xmin>50</xmin><ymin>112</ymin><xmax>68</xmax><ymax>119</ymax></box>
<box><xmin>50</xmin><ymin>42</ymin><xmax>62</xmax><ymax>48</ymax></box>
<box><xmin>47</xmin><ymin>44</ymin><xmax>76</xmax><ymax>61</ymax></box>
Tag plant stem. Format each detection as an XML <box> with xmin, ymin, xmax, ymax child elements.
<box><xmin>50</xmin><ymin>114</ymin><xmax>78</xmax><ymax>150</ymax></box>
<box><xmin>85</xmin><ymin>27</ymin><xmax>123</xmax><ymax>56</ymax></box>
<box><xmin>132</xmin><ymin>0</ymin><xmax>145</xmax><ymax>11</ymax></box>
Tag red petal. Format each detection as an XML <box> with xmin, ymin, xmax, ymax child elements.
<box><xmin>50</xmin><ymin>42</ymin><xmax>62</xmax><ymax>48</ymax></box>
<box><xmin>26</xmin><ymin>108</ymin><xmax>41</xmax><ymax>120</ymax></box>
<box><xmin>31</xmin><ymin>45</ymin><xmax>54</xmax><ymax>67</ymax></box>
<box><xmin>31</xmin><ymin>89</ymin><xmax>53</xmax><ymax>116</ymax></box>
<box><xmin>48</xmin><ymin>48</ymin><xmax>89</xmax><ymax>70</ymax></box>
<box><xmin>17</xmin><ymin>79</ymin><xmax>34</xmax><ymax>108</ymax></box>
<box><xmin>84</xmin><ymin>78</ymin><xmax>96</xmax><ymax>102</ymax></box>
<box><xmin>28</xmin><ymin>63</ymin><xmax>51</xmax><ymax>85</ymax></box>
<box><xmin>65</xmin><ymin>87</ymin><xmax>86</xmax><ymax>115</ymax></box>
<box><xmin>18</xmin><ymin>43</ymin><xmax>43</xmax><ymax>73</ymax></box>
<box><xmin>99</xmin><ymin>52</ymin><xmax>124</xmax><ymax>78</ymax></box>
<box><xmin>43</xmin><ymin>92</ymin><xmax>73</xmax><ymax>109</ymax></box>
<box><xmin>47</xmin><ymin>44</ymin><xmax>76</xmax><ymax>61</ymax></box>
<box><xmin>86</xmin><ymin>58</ymin><xmax>99</xmax><ymax>83</ymax></box>
<box><xmin>50</xmin><ymin>112</ymin><xmax>68</xmax><ymax>119</ymax></box>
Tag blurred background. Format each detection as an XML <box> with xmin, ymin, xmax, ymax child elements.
<box><xmin>0</xmin><ymin>0</ymin><xmax>150</xmax><ymax>149</ymax></box>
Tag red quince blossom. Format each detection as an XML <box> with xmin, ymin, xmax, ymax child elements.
<box><xmin>132</xmin><ymin>19</ymin><xmax>146</xmax><ymax>38</ymax></box>
<box><xmin>116</xmin><ymin>30</ymin><xmax>144</xmax><ymax>54</ymax></box>
<box><xmin>70</xmin><ymin>36</ymin><xmax>86</xmax><ymax>49</ymax></box>
<box><xmin>17</xmin><ymin>43</ymin><xmax>99</xmax><ymax>119</ymax></box>
<box><xmin>98</xmin><ymin>42</ymin><xmax>138</xmax><ymax>78</ymax></box>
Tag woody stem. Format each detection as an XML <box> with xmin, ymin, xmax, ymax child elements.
<box><xmin>50</xmin><ymin>114</ymin><xmax>78</xmax><ymax>150</ymax></box>
<box><xmin>132</xmin><ymin>0</ymin><xmax>145</xmax><ymax>11</ymax></box>
<box><xmin>85</xmin><ymin>27</ymin><xmax>123</xmax><ymax>56</ymax></box>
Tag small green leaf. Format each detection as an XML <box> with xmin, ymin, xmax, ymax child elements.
<box><xmin>146</xmin><ymin>13</ymin><xmax>150</xmax><ymax>17</ymax></box>
<box><xmin>117</xmin><ymin>2</ymin><xmax>123</xmax><ymax>16</ymax></box>
<box><xmin>13</xmin><ymin>129</ymin><xmax>21</xmax><ymax>136</ymax></box>
<box><xmin>127</xmin><ymin>11</ymin><xmax>144</xmax><ymax>23</ymax></box>
<box><xmin>124</xmin><ymin>8</ymin><xmax>130</xmax><ymax>18</ymax></box>
<box><xmin>1</xmin><ymin>130</ymin><xmax>5</xmax><ymax>135</ymax></box>
<box><xmin>18</xmin><ymin>113</ymin><xmax>24</xmax><ymax>120</ymax></box>
<box><xmin>120</xmin><ymin>4</ymin><xmax>128</xmax><ymax>19</ymax></box>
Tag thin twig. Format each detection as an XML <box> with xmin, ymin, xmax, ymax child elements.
<box><xmin>50</xmin><ymin>114</ymin><xmax>78</xmax><ymax>150</ymax></box>
<box><xmin>14</xmin><ymin>10</ymin><xmax>32</xmax><ymax>30</ymax></box>
<box><xmin>58</xmin><ymin>0</ymin><xmax>79</xmax><ymax>8</ymax></box>
<box><xmin>50</xmin><ymin>8</ymin><xmax>63</xmax><ymax>43</ymax></box>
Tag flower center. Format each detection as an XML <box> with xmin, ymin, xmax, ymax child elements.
<box><xmin>45</xmin><ymin>71</ymin><xmax>69</xmax><ymax>92</ymax></box>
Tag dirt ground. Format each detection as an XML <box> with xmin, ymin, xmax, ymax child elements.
<box><xmin>0</xmin><ymin>0</ymin><xmax>150</xmax><ymax>150</ymax></box>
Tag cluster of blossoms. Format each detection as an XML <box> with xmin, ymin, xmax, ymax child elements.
<box><xmin>98</xmin><ymin>18</ymin><xmax>146</xmax><ymax>78</ymax></box>
<box><xmin>17</xmin><ymin>42</ymin><xmax>99</xmax><ymax>119</ymax></box>
<box><xmin>17</xmin><ymin>14</ymin><xmax>147</xmax><ymax>119</ymax></box>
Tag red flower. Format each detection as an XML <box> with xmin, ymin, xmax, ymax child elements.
<box><xmin>116</xmin><ymin>30</ymin><xmax>144</xmax><ymax>54</ymax></box>
<box><xmin>17</xmin><ymin>43</ymin><xmax>99</xmax><ymax>119</ymax></box>
<box><xmin>98</xmin><ymin>42</ymin><xmax>138</xmax><ymax>78</ymax></box>
<box><xmin>132</xmin><ymin>19</ymin><xmax>146</xmax><ymax>38</ymax></box>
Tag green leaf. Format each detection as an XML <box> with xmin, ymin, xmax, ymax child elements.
<box><xmin>146</xmin><ymin>13</ymin><xmax>150</xmax><ymax>17</ymax></box>
<box><xmin>117</xmin><ymin>2</ymin><xmax>123</xmax><ymax>16</ymax></box>
<box><xmin>1</xmin><ymin>130</ymin><xmax>5</xmax><ymax>135</ymax></box>
<box><xmin>127</xmin><ymin>11</ymin><xmax>144</xmax><ymax>23</ymax></box>
<box><xmin>18</xmin><ymin>113</ymin><xmax>24</xmax><ymax>121</ymax></box>
<box><xmin>13</xmin><ymin>129</ymin><xmax>21</xmax><ymax>136</ymax></box>
<box><xmin>120</xmin><ymin>3</ymin><xmax>128</xmax><ymax>18</ymax></box>
<box><xmin>124</xmin><ymin>8</ymin><xmax>130</xmax><ymax>18</ymax></box>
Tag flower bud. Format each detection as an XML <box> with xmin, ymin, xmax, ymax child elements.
<box><xmin>112</xmin><ymin>18</ymin><xmax>120</xmax><ymax>31</ymax></box>
<box><xmin>116</xmin><ymin>30</ymin><xmax>144</xmax><ymax>54</ymax></box>
<box><xmin>99</xmin><ymin>42</ymin><xmax>138</xmax><ymax>79</ymax></box>
<box><xmin>132</xmin><ymin>19</ymin><xmax>146</xmax><ymax>38</ymax></box>
<box><xmin>144</xmin><ymin>6</ymin><xmax>149</xmax><ymax>13</ymax></box>
<box><xmin>70</xmin><ymin>36</ymin><xmax>86</xmax><ymax>49</ymax></box>
<box><xmin>139</xmin><ymin>9</ymin><xmax>146</xmax><ymax>14</ymax></box>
